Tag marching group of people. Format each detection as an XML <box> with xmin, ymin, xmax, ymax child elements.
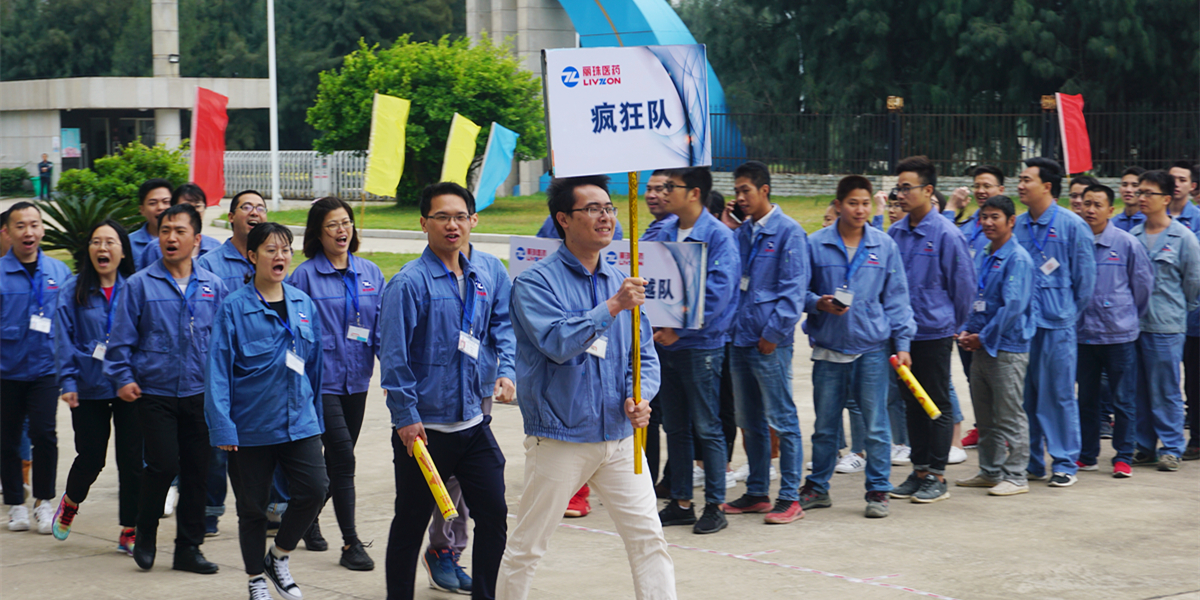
<box><xmin>0</xmin><ymin>155</ymin><xmax>1197</xmax><ymax>600</ymax></box>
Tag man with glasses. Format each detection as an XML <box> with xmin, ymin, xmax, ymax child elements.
<box><xmin>1014</xmin><ymin>157</ymin><xmax>1096</xmax><ymax>488</ymax></box>
<box><xmin>380</xmin><ymin>182</ymin><xmax>511</xmax><ymax>600</ymax></box>
<box><xmin>1112</xmin><ymin>167</ymin><xmax>1147</xmax><ymax>233</ymax></box>
<box><xmin>498</xmin><ymin>175</ymin><xmax>672</xmax><ymax>600</ymax></box>
<box><xmin>644</xmin><ymin>167</ymin><xmax>739</xmax><ymax>535</ymax></box>
<box><xmin>1067</xmin><ymin>175</ymin><xmax>1100</xmax><ymax>217</ymax></box>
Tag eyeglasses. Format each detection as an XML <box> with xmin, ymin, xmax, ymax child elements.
<box><xmin>891</xmin><ymin>185</ymin><xmax>928</xmax><ymax>196</ymax></box>
<box><xmin>568</xmin><ymin>205</ymin><xmax>618</xmax><ymax>218</ymax></box>
<box><xmin>89</xmin><ymin>240</ymin><xmax>120</xmax><ymax>249</ymax></box>
<box><xmin>427</xmin><ymin>213</ymin><xmax>471</xmax><ymax>225</ymax></box>
<box><xmin>1134</xmin><ymin>191</ymin><xmax>1171</xmax><ymax>198</ymax></box>
<box><xmin>646</xmin><ymin>182</ymin><xmax>685</xmax><ymax>195</ymax></box>
<box><xmin>323</xmin><ymin>219</ymin><xmax>353</xmax><ymax>232</ymax></box>
<box><xmin>972</xmin><ymin>184</ymin><xmax>999</xmax><ymax>191</ymax></box>
<box><xmin>238</xmin><ymin>203</ymin><xmax>268</xmax><ymax>215</ymax></box>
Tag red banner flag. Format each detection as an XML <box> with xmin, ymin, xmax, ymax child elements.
<box><xmin>1056</xmin><ymin>93</ymin><xmax>1093</xmax><ymax>175</ymax></box>
<box><xmin>190</xmin><ymin>87</ymin><xmax>229</xmax><ymax>206</ymax></box>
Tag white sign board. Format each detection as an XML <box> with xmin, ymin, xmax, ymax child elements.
<box><xmin>313</xmin><ymin>155</ymin><xmax>332</xmax><ymax>197</ymax></box>
<box><xmin>507</xmin><ymin>236</ymin><xmax>707</xmax><ymax>329</ymax></box>
<box><xmin>542</xmin><ymin>45</ymin><xmax>711</xmax><ymax>178</ymax></box>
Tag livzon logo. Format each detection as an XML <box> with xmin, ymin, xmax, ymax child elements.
<box><xmin>561</xmin><ymin>67</ymin><xmax>580</xmax><ymax>88</ymax></box>
<box><xmin>604</xmin><ymin>251</ymin><xmax>618</xmax><ymax>266</ymax></box>
<box><xmin>515</xmin><ymin>247</ymin><xmax>527</xmax><ymax>261</ymax></box>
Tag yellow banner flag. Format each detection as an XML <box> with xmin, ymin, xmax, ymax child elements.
<box><xmin>363</xmin><ymin>93</ymin><xmax>411</xmax><ymax>197</ymax></box>
<box><xmin>440</xmin><ymin>113</ymin><xmax>481</xmax><ymax>186</ymax></box>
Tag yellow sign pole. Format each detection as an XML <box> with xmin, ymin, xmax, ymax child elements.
<box><xmin>628</xmin><ymin>171</ymin><xmax>644</xmax><ymax>474</ymax></box>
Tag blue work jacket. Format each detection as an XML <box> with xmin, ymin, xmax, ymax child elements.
<box><xmin>205</xmin><ymin>283</ymin><xmax>324</xmax><ymax>447</ymax></box>
<box><xmin>1077</xmin><ymin>223</ymin><xmax>1153</xmax><ymax>345</ymax></box>
<box><xmin>54</xmin><ymin>275</ymin><xmax>125</xmax><ymax>399</ymax></box>
<box><xmin>641</xmin><ymin>214</ymin><xmax>678</xmax><ymax>240</ymax></box>
<box><xmin>196</xmin><ymin>238</ymin><xmax>255</xmax><ymax>292</ymax></box>
<box><xmin>731</xmin><ymin>205</ymin><xmax>810</xmax><ymax>347</ymax></box>
<box><xmin>889</xmin><ymin>210</ymin><xmax>975</xmax><ymax>340</ymax></box>
<box><xmin>104</xmin><ymin>260</ymin><xmax>227</xmax><ymax>396</ymax></box>
<box><xmin>138</xmin><ymin>235</ymin><xmax>222</xmax><ymax>271</ymax></box>
<box><xmin>1</xmin><ymin>249</ymin><xmax>72</xmax><ymax>380</ymax></box>
<box><xmin>964</xmin><ymin>237</ymin><xmax>1035</xmax><ymax>356</ymax></box>
<box><xmin>469</xmin><ymin>247</ymin><xmax>516</xmax><ymax>392</ymax></box>
<box><xmin>128</xmin><ymin>226</ymin><xmax>155</xmax><ymax>268</ymax></box>
<box><xmin>536</xmin><ymin>215</ymin><xmax>624</xmax><ymax>240</ymax></box>
<box><xmin>379</xmin><ymin>248</ymin><xmax>515</xmax><ymax>429</ymax></box>
<box><xmin>1013</xmin><ymin>205</ymin><xmax>1097</xmax><ymax>330</ymax></box>
<box><xmin>1170</xmin><ymin>202</ymin><xmax>1200</xmax><ymax>235</ymax></box>
<box><xmin>1111</xmin><ymin>211</ymin><xmax>1146</xmax><ymax>233</ymax></box>
<box><xmin>1132</xmin><ymin>220</ymin><xmax>1200</xmax><ymax>335</ymax></box>
<box><xmin>958</xmin><ymin>209</ymin><xmax>991</xmax><ymax>259</ymax></box>
<box><xmin>510</xmin><ymin>245</ymin><xmax>660</xmax><ymax>443</ymax></box>
<box><xmin>644</xmin><ymin>210</ymin><xmax>740</xmax><ymax>350</ymax></box>
<box><xmin>805</xmin><ymin>220</ymin><xmax>916</xmax><ymax>355</ymax></box>
<box><xmin>288</xmin><ymin>253</ymin><xmax>384</xmax><ymax>396</ymax></box>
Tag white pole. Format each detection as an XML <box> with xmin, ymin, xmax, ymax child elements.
<box><xmin>267</xmin><ymin>0</ymin><xmax>281</xmax><ymax>210</ymax></box>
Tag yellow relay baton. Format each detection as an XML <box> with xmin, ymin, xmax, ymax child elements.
<box><xmin>412</xmin><ymin>437</ymin><xmax>459</xmax><ymax>520</ymax></box>
<box><xmin>890</xmin><ymin>354</ymin><xmax>942</xmax><ymax>420</ymax></box>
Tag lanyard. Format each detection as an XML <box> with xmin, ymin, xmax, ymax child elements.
<box><xmin>746</xmin><ymin>231</ymin><xmax>767</xmax><ymax>267</ymax></box>
<box><xmin>20</xmin><ymin>264</ymin><xmax>45</xmax><ymax>314</ymax></box>
<box><xmin>439</xmin><ymin>255</ymin><xmax>475</xmax><ymax>333</ymax></box>
<box><xmin>834</xmin><ymin>225</ymin><xmax>871</xmax><ymax>287</ymax></box>
<box><xmin>104</xmin><ymin>280</ymin><xmax>121</xmax><ymax>338</ymax></box>
<box><xmin>1026</xmin><ymin>205</ymin><xmax>1059</xmax><ymax>256</ymax></box>
<box><xmin>339</xmin><ymin>258</ymin><xmax>362</xmax><ymax>325</ymax></box>
<box><xmin>590</xmin><ymin>271</ymin><xmax>602</xmax><ymax>308</ymax></box>
<box><xmin>255</xmin><ymin>286</ymin><xmax>296</xmax><ymax>348</ymax></box>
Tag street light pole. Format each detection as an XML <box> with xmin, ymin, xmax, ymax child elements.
<box><xmin>267</xmin><ymin>0</ymin><xmax>281</xmax><ymax>210</ymax></box>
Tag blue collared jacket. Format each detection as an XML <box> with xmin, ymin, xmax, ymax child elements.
<box><xmin>380</xmin><ymin>248</ymin><xmax>515</xmax><ymax>429</ymax></box>
<box><xmin>643</xmin><ymin>210</ymin><xmax>740</xmax><ymax>350</ymax></box>
<box><xmin>128</xmin><ymin>226</ymin><xmax>155</xmax><ymax>268</ymax></box>
<box><xmin>958</xmin><ymin>209</ymin><xmax>991</xmax><ymax>259</ymax></box>
<box><xmin>205</xmin><ymin>283</ymin><xmax>324</xmax><ymax>447</ymax></box>
<box><xmin>1</xmin><ymin>249</ymin><xmax>72</xmax><ymax>380</ymax></box>
<box><xmin>1132</xmin><ymin>220</ymin><xmax>1200</xmax><ymax>335</ymax></box>
<box><xmin>536</xmin><ymin>215</ymin><xmax>624</xmax><ymax>240</ymax></box>
<box><xmin>196</xmin><ymin>238</ymin><xmax>255</xmax><ymax>292</ymax></box>
<box><xmin>470</xmin><ymin>247</ymin><xmax>516</xmax><ymax>391</ymax></box>
<box><xmin>1111</xmin><ymin>211</ymin><xmax>1146</xmax><ymax>233</ymax></box>
<box><xmin>1077</xmin><ymin>223</ymin><xmax>1153</xmax><ymax>345</ymax></box>
<box><xmin>55</xmin><ymin>275</ymin><xmax>125</xmax><ymax>399</ymax></box>
<box><xmin>641</xmin><ymin>214</ymin><xmax>678</xmax><ymax>240</ymax></box>
<box><xmin>805</xmin><ymin>221</ymin><xmax>916</xmax><ymax>355</ymax></box>
<box><xmin>889</xmin><ymin>210</ymin><xmax>975</xmax><ymax>340</ymax></box>
<box><xmin>732</xmin><ymin>205</ymin><xmax>810</xmax><ymax>347</ymax></box>
<box><xmin>1170</xmin><ymin>202</ymin><xmax>1200</xmax><ymax>236</ymax></box>
<box><xmin>1013</xmin><ymin>205</ymin><xmax>1097</xmax><ymax>330</ymax></box>
<box><xmin>964</xmin><ymin>237</ymin><xmax>1035</xmax><ymax>356</ymax></box>
<box><xmin>138</xmin><ymin>235</ymin><xmax>222</xmax><ymax>271</ymax></box>
<box><xmin>288</xmin><ymin>253</ymin><xmax>384</xmax><ymax>396</ymax></box>
<box><xmin>510</xmin><ymin>245</ymin><xmax>660</xmax><ymax>443</ymax></box>
<box><xmin>104</xmin><ymin>260</ymin><xmax>227</xmax><ymax>396</ymax></box>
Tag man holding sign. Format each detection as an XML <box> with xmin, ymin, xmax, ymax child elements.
<box><xmin>498</xmin><ymin>176</ymin><xmax>672</xmax><ymax>600</ymax></box>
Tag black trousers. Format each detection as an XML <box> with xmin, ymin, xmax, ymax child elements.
<box><xmin>320</xmin><ymin>392</ymin><xmax>367</xmax><ymax>546</ymax></box>
<box><xmin>0</xmin><ymin>376</ymin><xmax>58</xmax><ymax>505</ymax></box>
<box><xmin>386</xmin><ymin>417</ymin><xmax>506</xmax><ymax>600</ymax></box>
<box><xmin>65</xmin><ymin>397</ymin><xmax>142</xmax><ymax>527</ymax></box>
<box><xmin>228</xmin><ymin>435</ymin><xmax>328</xmax><ymax>575</ymax></box>
<box><xmin>902</xmin><ymin>338</ymin><xmax>955</xmax><ymax>474</ymax></box>
<box><xmin>719</xmin><ymin>342</ymin><xmax>737</xmax><ymax>462</ymax></box>
<box><xmin>1185</xmin><ymin>336</ymin><xmax>1199</xmax><ymax>448</ymax></box>
<box><xmin>135</xmin><ymin>393</ymin><xmax>210</xmax><ymax>547</ymax></box>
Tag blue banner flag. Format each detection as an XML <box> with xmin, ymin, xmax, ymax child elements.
<box><xmin>473</xmin><ymin>123</ymin><xmax>520</xmax><ymax>212</ymax></box>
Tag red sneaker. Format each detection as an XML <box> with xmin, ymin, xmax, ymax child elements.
<box><xmin>763</xmin><ymin>499</ymin><xmax>804</xmax><ymax>524</ymax></box>
<box><xmin>961</xmin><ymin>428</ymin><xmax>979</xmax><ymax>449</ymax></box>
<box><xmin>118</xmin><ymin>527</ymin><xmax>136</xmax><ymax>556</ymax></box>
<box><xmin>564</xmin><ymin>485</ymin><xmax>591</xmax><ymax>518</ymax></box>
<box><xmin>1112</xmin><ymin>462</ymin><xmax>1132</xmax><ymax>479</ymax></box>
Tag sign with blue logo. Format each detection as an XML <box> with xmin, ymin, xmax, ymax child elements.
<box><xmin>560</xmin><ymin>66</ymin><xmax>579</xmax><ymax>88</ymax></box>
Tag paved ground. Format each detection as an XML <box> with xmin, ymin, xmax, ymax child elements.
<box><xmin>2</xmin><ymin>196</ymin><xmax>1198</xmax><ymax>600</ymax></box>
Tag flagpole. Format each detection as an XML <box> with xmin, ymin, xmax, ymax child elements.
<box><xmin>629</xmin><ymin>171</ymin><xmax>644</xmax><ymax>474</ymax></box>
<box><xmin>266</xmin><ymin>0</ymin><xmax>280</xmax><ymax>211</ymax></box>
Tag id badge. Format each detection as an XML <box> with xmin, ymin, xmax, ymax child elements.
<box><xmin>834</xmin><ymin>287</ymin><xmax>855</xmax><ymax>307</ymax></box>
<box><xmin>92</xmin><ymin>341</ymin><xmax>108</xmax><ymax>361</ymax></box>
<box><xmin>739</xmin><ymin>276</ymin><xmax>750</xmax><ymax>292</ymax></box>
<box><xmin>346</xmin><ymin>325</ymin><xmax>370</xmax><ymax>344</ymax></box>
<box><xmin>973</xmin><ymin>300</ymin><xmax>987</xmax><ymax>313</ymax></box>
<box><xmin>587</xmin><ymin>336</ymin><xmax>608</xmax><ymax>359</ymax></box>
<box><xmin>1040</xmin><ymin>257</ymin><xmax>1060</xmax><ymax>275</ymax></box>
<box><xmin>458</xmin><ymin>331</ymin><xmax>480</xmax><ymax>359</ymax></box>
<box><xmin>286</xmin><ymin>350</ymin><xmax>305</xmax><ymax>374</ymax></box>
<box><xmin>30</xmin><ymin>314</ymin><xmax>51</xmax><ymax>334</ymax></box>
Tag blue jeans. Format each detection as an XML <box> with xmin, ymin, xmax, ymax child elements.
<box><xmin>660</xmin><ymin>347</ymin><xmax>727</xmax><ymax>505</ymax></box>
<box><xmin>836</xmin><ymin>398</ymin><xmax>866</xmax><ymax>454</ymax></box>
<box><xmin>949</xmin><ymin>381</ymin><xmax>964</xmax><ymax>424</ymax></box>
<box><xmin>1136</xmin><ymin>333</ymin><xmax>1187</xmax><ymax>457</ymax></box>
<box><xmin>887</xmin><ymin>369</ymin><xmax>907</xmax><ymax>445</ymax></box>
<box><xmin>808</xmin><ymin>349</ymin><xmax>892</xmax><ymax>494</ymax></box>
<box><xmin>1077</xmin><ymin>342</ymin><xmax>1137</xmax><ymax>465</ymax></box>
<box><xmin>206</xmin><ymin>447</ymin><xmax>228</xmax><ymax>517</ymax></box>
<box><xmin>1025</xmin><ymin>327</ymin><xmax>1081</xmax><ymax>477</ymax></box>
<box><xmin>730</xmin><ymin>345</ymin><xmax>802</xmax><ymax>502</ymax></box>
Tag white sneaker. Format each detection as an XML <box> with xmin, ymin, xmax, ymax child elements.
<box><xmin>891</xmin><ymin>444</ymin><xmax>912</xmax><ymax>465</ymax></box>
<box><xmin>164</xmin><ymin>484</ymin><xmax>178</xmax><ymax>517</ymax></box>
<box><xmin>731</xmin><ymin>463</ymin><xmax>750</xmax><ymax>482</ymax></box>
<box><xmin>725</xmin><ymin>470</ymin><xmax>738</xmax><ymax>489</ymax></box>
<box><xmin>835</xmin><ymin>453</ymin><xmax>867</xmax><ymax>474</ymax></box>
<box><xmin>33</xmin><ymin>499</ymin><xmax>54</xmax><ymax>534</ymax></box>
<box><xmin>805</xmin><ymin>461</ymin><xmax>813</xmax><ymax>471</ymax></box>
<box><xmin>8</xmin><ymin>504</ymin><xmax>29</xmax><ymax>531</ymax></box>
<box><xmin>948</xmin><ymin>446</ymin><xmax>968</xmax><ymax>465</ymax></box>
<box><xmin>769</xmin><ymin>464</ymin><xmax>779</xmax><ymax>480</ymax></box>
<box><xmin>692</xmin><ymin>465</ymin><xmax>705</xmax><ymax>488</ymax></box>
<box><xmin>249</xmin><ymin>576</ymin><xmax>272</xmax><ymax>600</ymax></box>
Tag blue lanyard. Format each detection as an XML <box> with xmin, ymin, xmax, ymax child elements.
<box><xmin>104</xmin><ymin>280</ymin><xmax>121</xmax><ymax>337</ymax></box>
<box><xmin>439</xmin><ymin>255</ymin><xmax>475</xmax><ymax>333</ymax></box>
<box><xmin>834</xmin><ymin>224</ymin><xmax>871</xmax><ymax>287</ymax></box>
<box><xmin>181</xmin><ymin>277</ymin><xmax>199</xmax><ymax>320</ymax></box>
<box><xmin>1026</xmin><ymin>205</ymin><xmax>1059</xmax><ymax>255</ymax></box>
<box><xmin>254</xmin><ymin>286</ymin><xmax>296</xmax><ymax>347</ymax></box>
<box><xmin>746</xmin><ymin>232</ymin><xmax>767</xmax><ymax>267</ymax></box>
<box><xmin>20</xmin><ymin>264</ymin><xmax>45</xmax><ymax>314</ymax></box>
<box><xmin>590</xmin><ymin>271</ymin><xmax>602</xmax><ymax>308</ymax></box>
<box><xmin>339</xmin><ymin>258</ymin><xmax>362</xmax><ymax>325</ymax></box>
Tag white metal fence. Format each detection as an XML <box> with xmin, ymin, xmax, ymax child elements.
<box><xmin>182</xmin><ymin>151</ymin><xmax>380</xmax><ymax>201</ymax></box>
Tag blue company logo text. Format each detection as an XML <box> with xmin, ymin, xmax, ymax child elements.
<box><xmin>561</xmin><ymin>67</ymin><xmax>580</xmax><ymax>88</ymax></box>
<box><xmin>604</xmin><ymin>251</ymin><xmax>618</xmax><ymax>265</ymax></box>
<box><xmin>515</xmin><ymin>247</ymin><xmax>526</xmax><ymax>260</ymax></box>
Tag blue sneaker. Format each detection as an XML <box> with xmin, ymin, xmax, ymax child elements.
<box><xmin>423</xmin><ymin>547</ymin><xmax>460</xmax><ymax>593</ymax></box>
<box><xmin>204</xmin><ymin>515</ymin><xmax>219</xmax><ymax>537</ymax></box>
<box><xmin>450</xmin><ymin>550</ymin><xmax>472</xmax><ymax>595</ymax></box>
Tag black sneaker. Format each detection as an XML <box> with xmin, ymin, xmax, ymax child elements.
<box><xmin>889</xmin><ymin>472</ymin><xmax>924</xmax><ymax>499</ymax></box>
<box><xmin>693</xmin><ymin>503</ymin><xmax>727</xmax><ymax>534</ymax></box>
<box><xmin>798</xmin><ymin>482</ymin><xmax>831</xmax><ymax>510</ymax></box>
<box><xmin>911</xmin><ymin>475</ymin><xmax>950</xmax><ymax>504</ymax></box>
<box><xmin>173</xmin><ymin>544</ymin><xmax>219</xmax><ymax>574</ymax></box>
<box><xmin>720</xmin><ymin>494</ymin><xmax>771</xmax><ymax>514</ymax></box>
<box><xmin>864</xmin><ymin>491</ymin><xmax>889</xmax><ymax>518</ymax></box>
<box><xmin>340</xmin><ymin>540</ymin><xmax>375</xmax><ymax>571</ymax></box>
<box><xmin>303</xmin><ymin>519</ymin><xmax>328</xmax><ymax>551</ymax></box>
<box><xmin>263</xmin><ymin>549</ymin><xmax>303</xmax><ymax>600</ymax></box>
<box><xmin>1131</xmin><ymin>451</ymin><xmax>1158</xmax><ymax>466</ymax></box>
<box><xmin>658</xmin><ymin>500</ymin><xmax>696</xmax><ymax>526</ymax></box>
<box><xmin>1048</xmin><ymin>472</ymin><xmax>1078</xmax><ymax>487</ymax></box>
<box><xmin>1099</xmin><ymin>420</ymin><xmax>1114</xmax><ymax>440</ymax></box>
<box><xmin>1183</xmin><ymin>446</ymin><xmax>1200</xmax><ymax>461</ymax></box>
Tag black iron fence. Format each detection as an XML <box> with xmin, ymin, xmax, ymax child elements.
<box><xmin>711</xmin><ymin>103</ymin><xmax>1199</xmax><ymax>177</ymax></box>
